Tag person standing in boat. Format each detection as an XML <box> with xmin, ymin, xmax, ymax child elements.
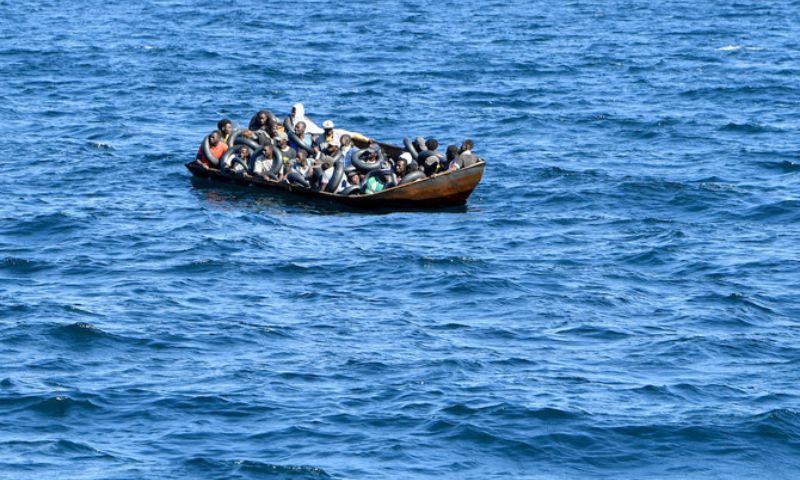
<box><xmin>196</xmin><ymin>130</ymin><xmax>228</xmax><ymax>168</ymax></box>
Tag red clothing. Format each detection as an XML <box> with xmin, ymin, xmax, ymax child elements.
<box><xmin>197</xmin><ymin>141</ymin><xmax>228</xmax><ymax>165</ymax></box>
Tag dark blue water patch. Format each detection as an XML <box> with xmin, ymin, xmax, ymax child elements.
<box><xmin>3</xmin><ymin>0</ymin><xmax>800</xmax><ymax>478</ymax></box>
<box><xmin>742</xmin><ymin>199</ymin><xmax>800</xmax><ymax>223</ymax></box>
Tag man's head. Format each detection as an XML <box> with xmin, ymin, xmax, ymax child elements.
<box><xmin>297</xmin><ymin>149</ymin><xmax>308</xmax><ymax>161</ymax></box>
<box><xmin>446</xmin><ymin>144</ymin><xmax>459</xmax><ymax>162</ymax></box>
<box><xmin>347</xmin><ymin>172</ymin><xmax>361</xmax><ymax>185</ymax></box>
<box><xmin>256</xmin><ymin>111</ymin><xmax>268</xmax><ymax>126</ymax></box>
<box><xmin>276</xmin><ymin>133</ymin><xmax>289</xmax><ymax>147</ymax></box>
<box><xmin>395</xmin><ymin>157</ymin><xmax>408</xmax><ymax>176</ymax></box>
<box><xmin>238</xmin><ymin>145</ymin><xmax>251</xmax><ymax>159</ymax></box>
<box><xmin>340</xmin><ymin>134</ymin><xmax>352</xmax><ymax>147</ymax></box>
<box><xmin>323</xmin><ymin>119</ymin><xmax>334</xmax><ymax>132</ymax></box>
<box><xmin>425</xmin><ymin>138</ymin><xmax>439</xmax><ymax>151</ymax></box>
<box><xmin>460</xmin><ymin>139</ymin><xmax>474</xmax><ymax>153</ymax></box>
<box><xmin>295</xmin><ymin>121</ymin><xmax>306</xmax><ymax>136</ymax></box>
<box><xmin>218</xmin><ymin>119</ymin><xmax>233</xmax><ymax>136</ymax></box>
<box><xmin>262</xmin><ymin>144</ymin><xmax>273</xmax><ymax>158</ymax></box>
<box><xmin>209</xmin><ymin>130</ymin><xmax>222</xmax><ymax>146</ymax></box>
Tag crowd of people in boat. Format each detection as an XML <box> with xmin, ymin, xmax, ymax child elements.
<box><xmin>194</xmin><ymin>103</ymin><xmax>482</xmax><ymax>195</ymax></box>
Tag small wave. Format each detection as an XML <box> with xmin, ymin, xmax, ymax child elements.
<box><xmin>52</xmin><ymin>322</ymin><xmax>109</xmax><ymax>341</ymax></box>
<box><xmin>30</xmin><ymin>395</ymin><xmax>101</xmax><ymax>417</ymax></box>
<box><xmin>555</xmin><ymin>324</ymin><xmax>631</xmax><ymax>340</ymax></box>
<box><xmin>0</xmin><ymin>211</ymin><xmax>83</xmax><ymax>237</ymax></box>
<box><xmin>720</xmin><ymin>122</ymin><xmax>779</xmax><ymax>134</ymax></box>
<box><xmin>691</xmin><ymin>291</ymin><xmax>774</xmax><ymax>314</ymax></box>
<box><xmin>757</xmin><ymin>159</ymin><xmax>800</xmax><ymax>173</ymax></box>
<box><xmin>441</xmin><ymin>402</ymin><xmax>580</xmax><ymax>422</ymax></box>
<box><xmin>184</xmin><ymin>457</ymin><xmax>331</xmax><ymax>478</ymax></box>
<box><xmin>0</xmin><ymin>256</ymin><xmax>53</xmax><ymax>273</ymax></box>
<box><xmin>743</xmin><ymin>199</ymin><xmax>800</xmax><ymax>223</ymax></box>
<box><xmin>747</xmin><ymin>408</ymin><xmax>800</xmax><ymax>441</ymax></box>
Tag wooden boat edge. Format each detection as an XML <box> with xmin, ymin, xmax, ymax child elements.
<box><xmin>185</xmin><ymin>160</ymin><xmax>485</xmax><ymax>210</ymax></box>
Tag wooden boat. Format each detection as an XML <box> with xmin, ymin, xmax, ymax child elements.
<box><xmin>186</xmin><ymin>138</ymin><xmax>485</xmax><ymax>210</ymax></box>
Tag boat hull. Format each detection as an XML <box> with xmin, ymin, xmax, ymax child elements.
<box><xmin>185</xmin><ymin>160</ymin><xmax>484</xmax><ymax>210</ymax></box>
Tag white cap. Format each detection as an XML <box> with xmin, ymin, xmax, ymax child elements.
<box><xmin>322</xmin><ymin>120</ymin><xmax>335</xmax><ymax>129</ymax></box>
<box><xmin>399</xmin><ymin>152</ymin><xmax>413</xmax><ymax>162</ymax></box>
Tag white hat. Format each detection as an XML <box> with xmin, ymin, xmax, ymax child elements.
<box><xmin>399</xmin><ymin>152</ymin><xmax>413</xmax><ymax>162</ymax></box>
<box><xmin>322</xmin><ymin>120</ymin><xmax>335</xmax><ymax>129</ymax></box>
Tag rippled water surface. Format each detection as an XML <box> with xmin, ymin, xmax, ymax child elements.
<box><xmin>2</xmin><ymin>0</ymin><xmax>800</xmax><ymax>478</ymax></box>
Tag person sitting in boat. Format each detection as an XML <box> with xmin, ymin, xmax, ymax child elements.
<box><xmin>291</xmin><ymin>150</ymin><xmax>312</xmax><ymax>179</ymax></box>
<box><xmin>394</xmin><ymin>155</ymin><xmax>409</xmax><ymax>178</ymax></box>
<box><xmin>286</xmin><ymin>103</ymin><xmax>324</xmax><ymax>135</ymax></box>
<box><xmin>275</xmin><ymin>133</ymin><xmax>296</xmax><ymax>176</ymax></box>
<box><xmin>317</xmin><ymin>161</ymin><xmax>334</xmax><ymax>191</ymax></box>
<box><xmin>317</xmin><ymin>120</ymin><xmax>340</xmax><ymax>147</ymax></box>
<box><xmin>226</xmin><ymin>145</ymin><xmax>251</xmax><ymax>176</ymax></box>
<box><xmin>252</xmin><ymin>144</ymin><xmax>276</xmax><ymax>179</ymax></box>
<box><xmin>218</xmin><ymin>118</ymin><xmax>234</xmax><ymax>143</ymax></box>
<box><xmin>249</xmin><ymin>110</ymin><xmax>268</xmax><ymax>131</ymax></box>
<box><xmin>248</xmin><ymin>111</ymin><xmax>272</xmax><ymax>145</ymax></box>
<box><xmin>321</xmin><ymin>161</ymin><xmax>349</xmax><ymax>194</ymax></box>
<box><xmin>195</xmin><ymin>130</ymin><xmax>228</xmax><ymax>168</ymax></box>
<box><xmin>418</xmin><ymin>138</ymin><xmax>445</xmax><ymax>176</ymax></box>
<box><xmin>312</xmin><ymin>142</ymin><xmax>339</xmax><ymax>166</ymax></box>
<box><xmin>266</xmin><ymin>112</ymin><xmax>285</xmax><ymax>139</ymax></box>
<box><xmin>448</xmin><ymin>141</ymin><xmax>480</xmax><ymax>170</ymax></box>
<box><xmin>290</xmin><ymin>121</ymin><xmax>314</xmax><ymax>153</ymax></box>
<box><xmin>364</xmin><ymin>171</ymin><xmax>386</xmax><ymax>194</ymax></box>
<box><xmin>340</xmin><ymin>134</ymin><xmax>356</xmax><ymax>168</ymax></box>
<box><xmin>458</xmin><ymin>139</ymin><xmax>480</xmax><ymax>167</ymax></box>
<box><xmin>414</xmin><ymin>136</ymin><xmax>427</xmax><ymax>154</ymax></box>
<box><xmin>346</xmin><ymin>170</ymin><xmax>362</xmax><ymax>189</ymax></box>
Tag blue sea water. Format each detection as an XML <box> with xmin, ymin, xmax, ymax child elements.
<box><xmin>1</xmin><ymin>0</ymin><xmax>800</xmax><ymax>478</ymax></box>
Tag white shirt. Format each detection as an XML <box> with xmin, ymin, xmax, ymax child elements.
<box><xmin>252</xmin><ymin>157</ymin><xmax>274</xmax><ymax>177</ymax></box>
